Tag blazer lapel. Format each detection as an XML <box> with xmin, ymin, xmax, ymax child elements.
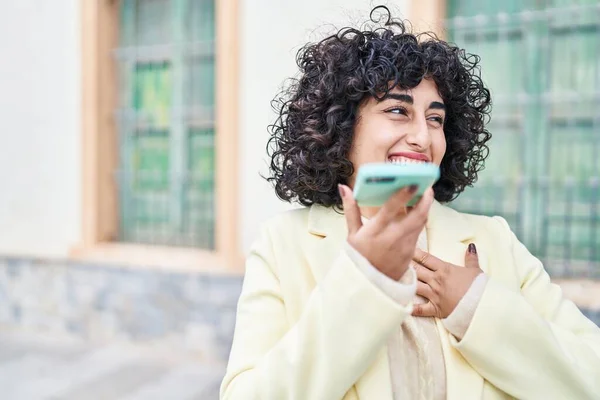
<box><xmin>427</xmin><ymin>201</ymin><xmax>490</xmax><ymax>273</ymax></box>
<box><xmin>306</xmin><ymin>204</ymin><xmax>348</xmax><ymax>281</ymax></box>
<box><xmin>428</xmin><ymin>201</ymin><xmax>486</xmax><ymax>400</ymax></box>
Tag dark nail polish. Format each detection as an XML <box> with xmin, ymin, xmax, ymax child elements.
<box><xmin>338</xmin><ymin>184</ymin><xmax>345</xmax><ymax>198</ymax></box>
<box><xmin>468</xmin><ymin>243</ymin><xmax>477</xmax><ymax>254</ymax></box>
<box><xmin>408</xmin><ymin>184</ymin><xmax>419</xmax><ymax>193</ymax></box>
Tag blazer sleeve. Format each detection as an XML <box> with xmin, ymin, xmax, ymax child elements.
<box><xmin>220</xmin><ymin>223</ymin><xmax>414</xmax><ymax>400</ymax></box>
<box><xmin>449</xmin><ymin>216</ymin><xmax>600</xmax><ymax>400</ymax></box>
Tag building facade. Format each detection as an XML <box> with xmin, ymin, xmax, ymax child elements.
<box><xmin>0</xmin><ymin>0</ymin><xmax>598</xmax><ymax>359</ymax></box>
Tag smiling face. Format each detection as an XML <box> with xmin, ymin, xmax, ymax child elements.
<box><xmin>348</xmin><ymin>78</ymin><xmax>447</xmax><ymax>187</ymax></box>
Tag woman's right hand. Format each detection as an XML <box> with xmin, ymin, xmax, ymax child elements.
<box><xmin>338</xmin><ymin>184</ymin><xmax>434</xmax><ymax>281</ymax></box>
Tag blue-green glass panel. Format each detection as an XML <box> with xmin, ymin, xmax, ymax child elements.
<box><xmin>136</xmin><ymin>0</ymin><xmax>171</xmax><ymax>45</ymax></box>
<box><xmin>184</xmin><ymin>128</ymin><xmax>215</xmax><ymax>249</ymax></box>
<box><xmin>187</xmin><ymin>0</ymin><xmax>216</xmax><ymax>42</ymax></box>
<box><xmin>547</xmin><ymin>125</ymin><xmax>599</xmax><ymax>181</ymax></box>
<box><xmin>188</xmin><ymin>129</ymin><xmax>215</xmax><ymax>190</ymax></box>
<box><xmin>186</xmin><ymin>59</ymin><xmax>215</xmax><ymax>109</ymax></box>
<box><xmin>449</xmin><ymin>0</ymin><xmax>534</xmax><ymax>18</ymax></box>
<box><xmin>133</xmin><ymin>62</ymin><xmax>172</xmax><ymax>128</ymax></box>
<box><xmin>549</xmin><ymin>28</ymin><xmax>599</xmax><ymax>120</ymax></box>
<box><xmin>117</xmin><ymin>0</ymin><xmax>217</xmax><ymax>248</ymax></box>
<box><xmin>132</xmin><ymin>130</ymin><xmax>170</xmax><ymax>192</ymax></box>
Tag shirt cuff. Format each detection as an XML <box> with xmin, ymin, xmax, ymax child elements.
<box><xmin>344</xmin><ymin>242</ymin><xmax>416</xmax><ymax>306</ymax></box>
<box><xmin>442</xmin><ymin>273</ymin><xmax>488</xmax><ymax>340</ymax></box>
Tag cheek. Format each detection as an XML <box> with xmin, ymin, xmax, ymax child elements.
<box><xmin>431</xmin><ymin>131</ymin><xmax>447</xmax><ymax>164</ymax></box>
<box><xmin>350</xmin><ymin>122</ymin><xmax>391</xmax><ymax>163</ymax></box>
<box><xmin>349</xmin><ymin>137</ymin><xmax>392</xmax><ymax>168</ymax></box>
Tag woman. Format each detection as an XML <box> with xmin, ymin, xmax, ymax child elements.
<box><xmin>220</xmin><ymin>6</ymin><xmax>600</xmax><ymax>400</ymax></box>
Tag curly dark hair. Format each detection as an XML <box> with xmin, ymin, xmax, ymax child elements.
<box><xmin>266</xmin><ymin>5</ymin><xmax>492</xmax><ymax>207</ymax></box>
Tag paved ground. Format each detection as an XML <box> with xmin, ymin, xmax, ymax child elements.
<box><xmin>0</xmin><ymin>330</ymin><xmax>225</xmax><ymax>400</ymax></box>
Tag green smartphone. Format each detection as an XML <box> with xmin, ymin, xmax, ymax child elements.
<box><xmin>352</xmin><ymin>162</ymin><xmax>440</xmax><ymax>207</ymax></box>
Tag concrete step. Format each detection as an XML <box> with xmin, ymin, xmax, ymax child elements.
<box><xmin>0</xmin><ymin>330</ymin><xmax>224</xmax><ymax>400</ymax></box>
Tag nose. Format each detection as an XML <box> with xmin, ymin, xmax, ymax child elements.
<box><xmin>405</xmin><ymin>116</ymin><xmax>431</xmax><ymax>150</ymax></box>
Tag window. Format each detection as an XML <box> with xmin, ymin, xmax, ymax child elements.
<box><xmin>447</xmin><ymin>0</ymin><xmax>600</xmax><ymax>277</ymax></box>
<box><xmin>80</xmin><ymin>0</ymin><xmax>240</xmax><ymax>269</ymax></box>
<box><xmin>116</xmin><ymin>0</ymin><xmax>216</xmax><ymax>249</ymax></box>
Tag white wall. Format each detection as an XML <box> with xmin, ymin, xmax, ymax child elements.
<box><xmin>238</xmin><ymin>0</ymin><xmax>409</xmax><ymax>253</ymax></box>
<box><xmin>0</xmin><ymin>1</ymin><xmax>81</xmax><ymax>257</ymax></box>
<box><xmin>0</xmin><ymin>0</ymin><xmax>409</xmax><ymax>259</ymax></box>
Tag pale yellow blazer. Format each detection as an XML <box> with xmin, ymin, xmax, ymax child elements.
<box><xmin>221</xmin><ymin>201</ymin><xmax>600</xmax><ymax>400</ymax></box>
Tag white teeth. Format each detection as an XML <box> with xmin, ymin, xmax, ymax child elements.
<box><xmin>387</xmin><ymin>156</ymin><xmax>426</xmax><ymax>165</ymax></box>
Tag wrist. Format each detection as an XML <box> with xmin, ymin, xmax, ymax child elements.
<box><xmin>378</xmin><ymin>263</ymin><xmax>410</xmax><ymax>281</ymax></box>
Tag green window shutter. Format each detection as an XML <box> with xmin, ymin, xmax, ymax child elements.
<box><xmin>447</xmin><ymin>1</ymin><xmax>600</xmax><ymax>277</ymax></box>
<box><xmin>116</xmin><ymin>0</ymin><xmax>216</xmax><ymax>249</ymax></box>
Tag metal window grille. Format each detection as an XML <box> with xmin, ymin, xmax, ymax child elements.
<box><xmin>114</xmin><ymin>0</ymin><xmax>216</xmax><ymax>249</ymax></box>
<box><xmin>446</xmin><ymin>0</ymin><xmax>600</xmax><ymax>278</ymax></box>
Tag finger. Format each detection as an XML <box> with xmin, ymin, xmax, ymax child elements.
<box><xmin>412</xmin><ymin>301</ymin><xmax>437</xmax><ymax>317</ymax></box>
<box><xmin>416</xmin><ymin>281</ymin><xmax>433</xmax><ymax>299</ymax></box>
<box><xmin>414</xmin><ymin>263</ymin><xmax>435</xmax><ymax>283</ymax></box>
<box><xmin>413</xmin><ymin>248</ymin><xmax>444</xmax><ymax>272</ymax></box>
<box><xmin>339</xmin><ymin>184</ymin><xmax>363</xmax><ymax>235</ymax></box>
<box><xmin>465</xmin><ymin>243</ymin><xmax>480</xmax><ymax>269</ymax></box>
<box><xmin>400</xmin><ymin>187</ymin><xmax>434</xmax><ymax>232</ymax></box>
<box><xmin>413</xmin><ymin>186</ymin><xmax>435</xmax><ymax>210</ymax></box>
<box><xmin>377</xmin><ymin>184</ymin><xmax>419</xmax><ymax>224</ymax></box>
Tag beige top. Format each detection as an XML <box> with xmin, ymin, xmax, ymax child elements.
<box><xmin>347</xmin><ymin>229</ymin><xmax>488</xmax><ymax>400</ymax></box>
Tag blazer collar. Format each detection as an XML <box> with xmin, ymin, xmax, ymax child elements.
<box><xmin>307</xmin><ymin>204</ymin><xmax>344</xmax><ymax>237</ymax></box>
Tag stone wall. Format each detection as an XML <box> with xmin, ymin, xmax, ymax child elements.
<box><xmin>0</xmin><ymin>257</ymin><xmax>243</xmax><ymax>362</ymax></box>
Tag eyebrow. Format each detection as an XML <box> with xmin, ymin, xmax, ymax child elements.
<box><xmin>381</xmin><ymin>93</ymin><xmax>446</xmax><ymax>111</ymax></box>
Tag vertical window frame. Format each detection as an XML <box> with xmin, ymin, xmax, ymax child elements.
<box><xmin>78</xmin><ymin>0</ymin><xmax>242</xmax><ymax>271</ymax></box>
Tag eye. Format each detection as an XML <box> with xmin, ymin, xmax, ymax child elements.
<box><xmin>386</xmin><ymin>106</ymin><xmax>408</xmax><ymax>115</ymax></box>
<box><xmin>428</xmin><ymin>115</ymin><xmax>444</xmax><ymax>125</ymax></box>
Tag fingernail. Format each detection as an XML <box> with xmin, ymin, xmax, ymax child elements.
<box><xmin>408</xmin><ymin>184</ymin><xmax>418</xmax><ymax>194</ymax></box>
<box><xmin>468</xmin><ymin>243</ymin><xmax>477</xmax><ymax>254</ymax></box>
<box><xmin>338</xmin><ymin>184</ymin><xmax>346</xmax><ymax>198</ymax></box>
